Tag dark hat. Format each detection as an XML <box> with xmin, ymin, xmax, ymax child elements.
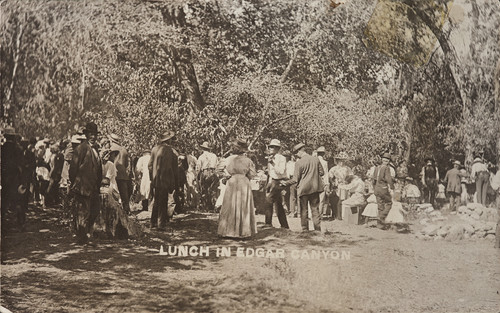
<box><xmin>2</xmin><ymin>126</ymin><xmax>16</xmax><ymax>136</ymax></box>
<box><xmin>160</xmin><ymin>130</ymin><xmax>175</xmax><ymax>142</ymax></box>
<box><xmin>84</xmin><ymin>122</ymin><xmax>98</xmax><ymax>134</ymax></box>
<box><xmin>381</xmin><ymin>152</ymin><xmax>392</xmax><ymax>161</ymax></box>
<box><xmin>232</xmin><ymin>138</ymin><xmax>248</xmax><ymax>153</ymax></box>
<box><xmin>424</xmin><ymin>157</ymin><xmax>434</xmax><ymax>163</ymax></box>
<box><xmin>292</xmin><ymin>143</ymin><xmax>305</xmax><ymax>153</ymax></box>
<box><xmin>473</xmin><ymin>157</ymin><xmax>483</xmax><ymax>164</ymax></box>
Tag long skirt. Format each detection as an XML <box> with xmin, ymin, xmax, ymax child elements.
<box><xmin>218</xmin><ymin>174</ymin><xmax>257</xmax><ymax>238</ymax></box>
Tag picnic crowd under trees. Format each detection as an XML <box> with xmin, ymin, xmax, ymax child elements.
<box><xmin>1</xmin><ymin>123</ymin><xmax>499</xmax><ymax>247</ymax></box>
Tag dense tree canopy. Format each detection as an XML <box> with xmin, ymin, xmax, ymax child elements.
<box><xmin>1</xmin><ymin>0</ymin><xmax>499</xmax><ymax>172</ymax></box>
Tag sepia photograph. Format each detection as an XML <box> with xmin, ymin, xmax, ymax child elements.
<box><xmin>1</xmin><ymin>0</ymin><xmax>499</xmax><ymax>312</ymax></box>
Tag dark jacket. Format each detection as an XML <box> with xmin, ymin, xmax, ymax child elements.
<box><xmin>293</xmin><ymin>153</ymin><xmax>324</xmax><ymax>197</ymax></box>
<box><xmin>148</xmin><ymin>143</ymin><xmax>179</xmax><ymax>193</ymax></box>
<box><xmin>372</xmin><ymin>164</ymin><xmax>394</xmax><ymax>190</ymax></box>
<box><xmin>69</xmin><ymin>141</ymin><xmax>102</xmax><ymax>197</ymax></box>
<box><xmin>50</xmin><ymin>152</ymin><xmax>64</xmax><ymax>181</ymax></box>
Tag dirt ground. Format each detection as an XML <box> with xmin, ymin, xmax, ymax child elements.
<box><xmin>1</xmin><ymin>204</ymin><xmax>500</xmax><ymax>313</ymax></box>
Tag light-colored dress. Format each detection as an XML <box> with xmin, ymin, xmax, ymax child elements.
<box><xmin>217</xmin><ymin>155</ymin><xmax>257</xmax><ymax>238</ymax></box>
<box><xmin>362</xmin><ymin>194</ymin><xmax>378</xmax><ymax>218</ymax></box>
<box><xmin>135</xmin><ymin>154</ymin><xmax>151</xmax><ymax>201</ymax></box>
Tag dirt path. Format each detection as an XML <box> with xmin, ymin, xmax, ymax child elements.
<box><xmin>1</xmin><ymin>205</ymin><xmax>499</xmax><ymax>313</ymax></box>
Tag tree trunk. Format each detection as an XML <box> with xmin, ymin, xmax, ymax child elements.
<box><xmin>495</xmin><ymin>52</ymin><xmax>500</xmax><ymax>168</ymax></box>
<box><xmin>280</xmin><ymin>49</ymin><xmax>297</xmax><ymax>83</ymax></box>
<box><xmin>4</xmin><ymin>23</ymin><xmax>24</xmax><ymax>123</ymax></box>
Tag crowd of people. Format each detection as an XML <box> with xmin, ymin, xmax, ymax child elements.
<box><xmin>2</xmin><ymin>122</ymin><xmax>500</xmax><ymax>243</ymax></box>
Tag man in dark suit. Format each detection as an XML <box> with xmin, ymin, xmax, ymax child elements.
<box><xmin>286</xmin><ymin>143</ymin><xmax>324</xmax><ymax>232</ymax></box>
<box><xmin>148</xmin><ymin>131</ymin><xmax>179</xmax><ymax>230</ymax></box>
<box><xmin>69</xmin><ymin>122</ymin><xmax>102</xmax><ymax>244</ymax></box>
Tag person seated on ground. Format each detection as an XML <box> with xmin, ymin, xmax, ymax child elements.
<box><xmin>98</xmin><ymin>175</ymin><xmax>141</xmax><ymax>239</ymax></box>
<box><xmin>402</xmin><ymin>177</ymin><xmax>421</xmax><ymax>204</ymax></box>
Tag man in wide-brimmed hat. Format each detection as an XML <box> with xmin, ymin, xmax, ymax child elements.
<box><xmin>69</xmin><ymin>121</ymin><xmax>102</xmax><ymax>244</ymax></box>
<box><xmin>420</xmin><ymin>156</ymin><xmax>439</xmax><ymax>206</ymax></box>
<box><xmin>196</xmin><ymin>141</ymin><xmax>219</xmax><ymax>211</ymax></box>
<box><xmin>148</xmin><ymin>130</ymin><xmax>179</xmax><ymax>230</ymax></box>
<box><xmin>328</xmin><ymin>151</ymin><xmax>352</xmax><ymax>220</ymax></box>
<box><xmin>108</xmin><ymin>133</ymin><xmax>131</xmax><ymax>214</ymax></box>
<box><xmin>263</xmin><ymin>139</ymin><xmax>289</xmax><ymax>229</ymax></box>
<box><xmin>284</xmin><ymin>143</ymin><xmax>324</xmax><ymax>231</ymax></box>
<box><xmin>444</xmin><ymin>160</ymin><xmax>466</xmax><ymax>212</ymax></box>
<box><xmin>471</xmin><ymin>155</ymin><xmax>490</xmax><ymax>206</ymax></box>
<box><xmin>372</xmin><ymin>152</ymin><xmax>395</xmax><ymax>229</ymax></box>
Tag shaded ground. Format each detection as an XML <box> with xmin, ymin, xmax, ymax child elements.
<box><xmin>1</xmin><ymin>204</ymin><xmax>500</xmax><ymax>313</ymax></box>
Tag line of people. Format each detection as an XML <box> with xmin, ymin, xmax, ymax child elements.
<box><xmin>3</xmin><ymin>122</ymin><xmax>499</xmax><ymax>242</ymax></box>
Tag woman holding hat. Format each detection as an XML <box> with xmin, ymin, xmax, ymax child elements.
<box><xmin>328</xmin><ymin>151</ymin><xmax>353</xmax><ymax>220</ymax></box>
<box><xmin>135</xmin><ymin>149</ymin><xmax>152</xmax><ymax>212</ymax></box>
<box><xmin>217</xmin><ymin>139</ymin><xmax>257</xmax><ymax>238</ymax></box>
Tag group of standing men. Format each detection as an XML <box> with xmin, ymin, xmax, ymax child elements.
<box><xmin>260</xmin><ymin>139</ymin><xmax>394</xmax><ymax>231</ymax></box>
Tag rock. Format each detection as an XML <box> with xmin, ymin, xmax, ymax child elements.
<box><xmin>482</xmin><ymin>223</ymin><xmax>493</xmax><ymax>231</ymax></box>
<box><xmin>459</xmin><ymin>214</ymin><xmax>470</xmax><ymax>221</ymax></box>
<box><xmin>486</xmin><ymin>222</ymin><xmax>496</xmax><ymax>230</ymax></box>
<box><xmin>419</xmin><ymin>203</ymin><xmax>433</xmax><ymax>209</ymax></box>
<box><xmin>421</xmin><ymin>224</ymin><xmax>441</xmax><ymax>236</ymax></box>
<box><xmin>431</xmin><ymin>217</ymin><xmax>445</xmax><ymax>222</ymax></box>
<box><xmin>463</xmin><ymin>233</ymin><xmax>470</xmax><ymax>239</ymax></box>
<box><xmin>467</xmin><ymin>202</ymin><xmax>484</xmax><ymax>210</ymax></box>
<box><xmin>474</xmin><ymin>207</ymin><xmax>483</xmax><ymax>216</ymax></box>
<box><xmin>429</xmin><ymin>210</ymin><xmax>442</xmax><ymax>217</ymax></box>
<box><xmin>487</xmin><ymin>229</ymin><xmax>496</xmax><ymax>235</ymax></box>
<box><xmin>463</xmin><ymin>224</ymin><xmax>475</xmax><ymax>236</ymax></box>
<box><xmin>437</xmin><ymin>228</ymin><xmax>448</xmax><ymax>237</ymax></box>
<box><xmin>471</xmin><ymin>213</ymin><xmax>481</xmax><ymax>220</ymax></box>
<box><xmin>475</xmin><ymin>230</ymin><xmax>486</xmax><ymax>238</ymax></box>
<box><xmin>446</xmin><ymin>224</ymin><xmax>465</xmax><ymax>241</ymax></box>
<box><xmin>485</xmin><ymin>234</ymin><xmax>496</xmax><ymax>240</ymax></box>
<box><xmin>425</xmin><ymin>206</ymin><xmax>435</xmax><ymax>213</ymax></box>
<box><xmin>419</xmin><ymin>218</ymin><xmax>429</xmax><ymax>225</ymax></box>
<box><xmin>434</xmin><ymin>236</ymin><xmax>443</xmax><ymax>241</ymax></box>
<box><xmin>469</xmin><ymin>220</ymin><xmax>484</xmax><ymax>230</ymax></box>
<box><xmin>457</xmin><ymin>206</ymin><xmax>467</xmax><ymax>214</ymax></box>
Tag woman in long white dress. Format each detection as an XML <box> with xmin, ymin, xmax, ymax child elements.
<box><xmin>135</xmin><ymin>150</ymin><xmax>151</xmax><ymax>212</ymax></box>
<box><xmin>217</xmin><ymin>139</ymin><xmax>257</xmax><ymax>238</ymax></box>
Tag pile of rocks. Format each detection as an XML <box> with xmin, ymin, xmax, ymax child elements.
<box><xmin>414</xmin><ymin>203</ymin><xmax>498</xmax><ymax>241</ymax></box>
